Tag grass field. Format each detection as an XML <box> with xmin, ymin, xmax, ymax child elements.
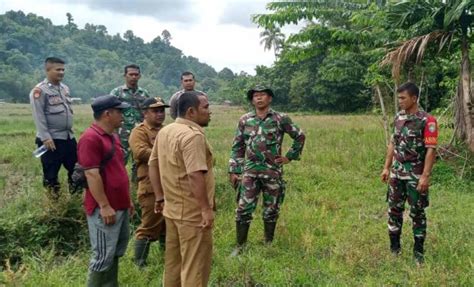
<box><xmin>0</xmin><ymin>103</ymin><xmax>473</xmax><ymax>286</ymax></box>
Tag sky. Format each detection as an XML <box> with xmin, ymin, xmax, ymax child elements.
<box><xmin>0</xmin><ymin>0</ymin><xmax>302</xmax><ymax>75</ymax></box>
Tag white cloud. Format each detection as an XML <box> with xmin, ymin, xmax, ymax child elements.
<box><xmin>0</xmin><ymin>0</ymin><xmax>288</xmax><ymax>74</ymax></box>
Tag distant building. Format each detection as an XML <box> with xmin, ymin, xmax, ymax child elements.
<box><xmin>71</xmin><ymin>97</ymin><xmax>82</xmax><ymax>104</ymax></box>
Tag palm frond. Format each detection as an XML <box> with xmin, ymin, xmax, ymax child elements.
<box><xmin>380</xmin><ymin>30</ymin><xmax>449</xmax><ymax>79</ymax></box>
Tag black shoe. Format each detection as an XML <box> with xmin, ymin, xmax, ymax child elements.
<box><xmin>46</xmin><ymin>184</ymin><xmax>60</xmax><ymax>200</ymax></box>
<box><xmin>264</xmin><ymin>221</ymin><xmax>277</xmax><ymax>244</ymax></box>
<box><xmin>389</xmin><ymin>234</ymin><xmax>401</xmax><ymax>255</ymax></box>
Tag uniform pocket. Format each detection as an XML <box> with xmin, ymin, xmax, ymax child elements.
<box><xmin>47</xmin><ymin>104</ymin><xmax>66</xmax><ymax>114</ymax></box>
<box><xmin>47</xmin><ymin>95</ymin><xmax>66</xmax><ymax>114</ymax></box>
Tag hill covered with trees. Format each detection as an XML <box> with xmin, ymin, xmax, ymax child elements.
<box><xmin>0</xmin><ymin>10</ymin><xmax>239</xmax><ymax>103</ymax></box>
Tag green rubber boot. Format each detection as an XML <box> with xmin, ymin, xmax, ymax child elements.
<box><xmin>134</xmin><ymin>239</ymin><xmax>150</xmax><ymax>268</ymax></box>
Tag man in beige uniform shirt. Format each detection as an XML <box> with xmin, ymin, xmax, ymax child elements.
<box><xmin>129</xmin><ymin>97</ymin><xmax>169</xmax><ymax>267</ymax></box>
<box><xmin>149</xmin><ymin>91</ymin><xmax>214</xmax><ymax>287</ymax></box>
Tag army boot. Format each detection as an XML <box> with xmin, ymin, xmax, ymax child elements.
<box><xmin>389</xmin><ymin>234</ymin><xmax>401</xmax><ymax>255</ymax></box>
<box><xmin>230</xmin><ymin>222</ymin><xmax>250</xmax><ymax>257</ymax></box>
<box><xmin>414</xmin><ymin>237</ymin><xmax>425</xmax><ymax>266</ymax></box>
<box><xmin>134</xmin><ymin>239</ymin><xmax>151</xmax><ymax>268</ymax></box>
<box><xmin>264</xmin><ymin>221</ymin><xmax>277</xmax><ymax>244</ymax></box>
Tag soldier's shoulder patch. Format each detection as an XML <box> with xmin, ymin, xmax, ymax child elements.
<box><xmin>33</xmin><ymin>87</ymin><xmax>41</xmax><ymax>99</ymax></box>
<box><xmin>428</xmin><ymin>122</ymin><xmax>436</xmax><ymax>133</ymax></box>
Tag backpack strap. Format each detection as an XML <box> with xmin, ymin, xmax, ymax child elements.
<box><xmin>99</xmin><ymin>134</ymin><xmax>115</xmax><ymax>170</ymax></box>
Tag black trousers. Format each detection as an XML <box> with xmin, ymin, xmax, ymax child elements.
<box><xmin>35</xmin><ymin>137</ymin><xmax>77</xmax><ymax>187</ymax></box>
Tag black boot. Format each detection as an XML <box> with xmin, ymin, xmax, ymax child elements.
<box><xmin>389</xmin><ymin>234</ymin><xmax>401</xmax><ymax>255</ymax></box>
<box><xmin>134</xmin><ymin>239</ymin><xmax>150</xmax><ymax>268</ymax></box>
<box><xmin>230</xmin><ymin>222</ymin><xmax>250</xmax><ymax>257</ymax></box>
<box><xmin>264</xmin><ymin>221</ymin><xmax>277</xmax><ymax>244</ymax></box>
<box><xmin>158</xmin><ymin>233</ymin><xmax>166</xmax><ymax>250</ymax></box>
<box><xmin>414</xmin><ymin>237</ymin><xmax>425</xmax><ymax>265</ymax></box>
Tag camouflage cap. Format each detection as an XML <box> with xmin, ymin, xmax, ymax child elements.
<box><xmin>141</xmin><ymin>97</ymin><xmax>170</xmax><ymax>109</ymax></box>
<box><xmin>247</xmin><ymin>85</ymin><xmax>274</xmax><ymax>101</ymax></box>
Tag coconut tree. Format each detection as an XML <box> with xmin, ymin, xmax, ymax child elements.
<box><xmin>381</xmin><ymin>0</ymin><xmax>474</xmax><ymax>151</ymax></box>
<box><xmin>259</xmin><ymin>26</ymin><xmax>285</xmax><ymax>58</ymax></box>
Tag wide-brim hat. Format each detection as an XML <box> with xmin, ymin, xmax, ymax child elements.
<box><xmin>247</xmin><ymin>85</ymin><xmax>274</xmax><ymax>101</ymax></box>
<box><xmin>91</xmin><ymin>95</ymin><xmax>130</xmax><ymax>113</ymax></box>
<box><xmin>142</xmin><ymin>97</ymin><xmax>170</xmax><ymax>109</ymax></box>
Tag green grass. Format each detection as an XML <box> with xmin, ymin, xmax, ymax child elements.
<box><xmin>0</xmin><ymin>103</ymin><xmax>473</xmax><ymax>286</ymax></box>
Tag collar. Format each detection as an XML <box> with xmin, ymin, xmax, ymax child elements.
<box><xmin>90</xmin><ymin>122</ymin><xmax>114</xmax><ymax>136</ymax></box>
<box><xmin>175</xmin><ymin>118</ymin><xmax>205</xmax><ymax>134</ymax></box>
<box><xmin>249</xmin><ymin>108</ymin><xmax>275</xmax><ymax>118</ymax></box>
<box><xmin>121</xmin><ymin>84</ymin><xmax>141</xmax><ymax>92</ymax></box>
<box><xmin>43</xmin><ymin>78</ymin><xmax>63</xmax><ymax>88</ymax></box>
<box><xmin>399</xmin><ymin>109</ymin><xmax>425</xmax><ymax>120</ymax></box>
<box><xmin>143</xmin><ymin>120</ymin><xmax>162</xmax><ymax>131</ymax></box>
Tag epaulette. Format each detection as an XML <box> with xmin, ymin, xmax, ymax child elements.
<box><xmin>187</xmin><ymin>125</ymin><xmax>204</xmax><ymax>135</ymax></box>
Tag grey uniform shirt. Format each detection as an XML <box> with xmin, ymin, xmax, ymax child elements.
<box><xmin>30</xmin><ymin>79</ymin><xmax>74</xmax><ymax>141</ymax></box>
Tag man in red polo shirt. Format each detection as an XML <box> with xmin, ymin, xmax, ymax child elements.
<box><xmin>78</xmin><ymin>95</ymin><xmax>134</xmax><ymax>286</ymax></box>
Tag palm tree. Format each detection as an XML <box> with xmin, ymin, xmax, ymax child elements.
<box><xmin>381</xmin><ymin>0</ymin><xmax>474</xmax><ymax>151</ymax></box>
<box><xmin>259</xmin><ymin>27</ymin><xmax>285</xmax><ymax>58</ymax></box>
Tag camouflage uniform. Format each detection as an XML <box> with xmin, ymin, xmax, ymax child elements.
<box><xmin>110</xmin><ymin>85</ymin><xmax>149</xmax><ymax>162</ymax></box>
<box><xmin>229</xmin><ymin>109</ymin><xmax>305</xmax><ymax>224</ymax></box>
<box><xmin>388</xmin><ymin>110</ymin><xmax>438</xmax><ymax>240</ymax></box>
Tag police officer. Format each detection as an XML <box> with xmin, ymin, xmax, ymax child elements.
<box><xmin>110</xmin><ymin>64</ymin><xmax>150</xmax><ymax>162</ymax></box>
<box><xmin>30</xmin><ymin>57</ymin><xmax>77</xmax><ymax>199</ymax></box>
<box><xmin>228</xmin><ymin>85</ymin><xmax>306</xmax><ymax>256</ymax></box>
<box><xmin>381</xmin><ymin>82</ymin><xmax>438</xmax><ymax>265</ymax></box>
<box><xmin>129</xmin><ymin>97</ymin><xmax>169</xmax><ymax>267</ymax></box>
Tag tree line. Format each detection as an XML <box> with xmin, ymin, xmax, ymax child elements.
<box><xmin>248</xmin><ymin>0</ymin><xmax>473</xmax><ymax>151</ymax></box>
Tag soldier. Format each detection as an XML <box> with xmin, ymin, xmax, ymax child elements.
<box><xmin>169</xmin><ymin>71</ymin><xmax>202</xmax><ymax>119</ymax></box>
<box><xmin>228</xmin><ymin>85</ymin><xmax>305</xmax><ymax>256</ymax></box>
<box><xmin>381</xmin><ymin>82</ymin><xmax>438</xmax><ymax>265</ymax></box>
<box><xmin>128</xmin><ymin>97</ymin><xmax>169</xmax><ymax>267</ymax></box>
<box><xmin>30</xmin><ymin>57</ymin><xmax>77</xmax><ymax>199</ymax></box>
<box><xmin>110</xmin><ymin>64</ymin><xmax>150</xmax><ymax>162</ymax></box>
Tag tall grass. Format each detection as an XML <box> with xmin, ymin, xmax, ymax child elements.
<box><xmin>0</xmin><ymin>104</ymin><xmax>472</xmax><ymax>286</ymax></box>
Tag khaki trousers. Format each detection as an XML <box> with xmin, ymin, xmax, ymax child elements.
<box><xmin>135</xmin><ymin>192</ymin><xmax>165</xmax><ymax>240</ymax></box>
<box><xmin>163</xmin><ymin>217</ymin><xmax>212</xmax><ymax>287</ymax></box>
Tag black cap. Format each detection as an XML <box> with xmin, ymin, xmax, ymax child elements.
<box><xmin>247</xmin><ymin>85</ymin><xmax>274</xmax><ymax>101</ymax></box>
<box><xmin>142</xmin><ymin>97</ymin><xmax>170</xmax><ymax>109</ymax></box>
<box><xmin>91</xmin><ymin>95</ymin><xmax>131</xmax><ymax>113</ymax></box>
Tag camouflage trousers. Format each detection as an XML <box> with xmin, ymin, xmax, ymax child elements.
<box><xmin>118</xmin><ymin>125</ymin><xmax>132</xmax><ymax>164</ymax></box>
<box><xmin>235</xmin><ymin>173</ymin><xmax>285</xmax><ymax>224</ymax></box>
<box><xmin>387</xmin><ymin>177</ymin><xmax>429</xmax><ymax>239</ymax></box>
